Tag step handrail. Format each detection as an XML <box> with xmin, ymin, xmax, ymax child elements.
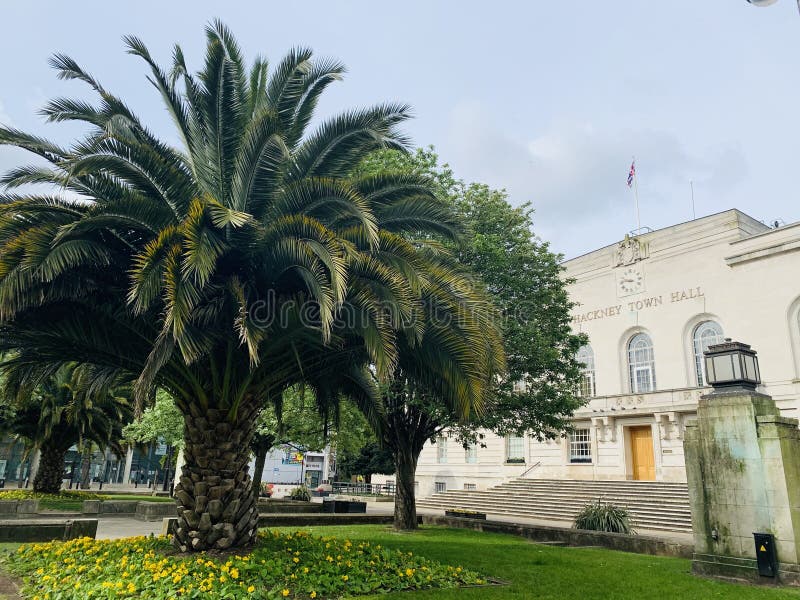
<box><xmin>519</xmin><ymin>461</ymin><xmax>541</xmax><ymax>478</ymax></box>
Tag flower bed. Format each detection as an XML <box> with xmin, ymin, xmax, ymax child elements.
<box><xmin>2</xmin><ymin>530</ymin><xmax>486</xmax><ymax>599</ymax></box>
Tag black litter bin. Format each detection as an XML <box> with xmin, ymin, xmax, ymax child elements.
<box><xmin>754</xmin><ymin>532</ymin><xmax>778</xmax><ymax>577</ymax></box>
<box><xmin>0</xmin><ymin>478</ymin><xmax>4</xmax><ymax>488</ymax></box>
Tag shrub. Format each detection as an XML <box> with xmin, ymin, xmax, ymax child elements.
<box><xmin>3</xmin><ymin>531</ymin><xmax>486</xmax><ymax>599</ymax></box>
<box><xmin>290</xmin><ymin>485</ymin><xmax>311</xmax><ymax>501</ymax></box>
<box><xmin>573</xmin><ymin>500</ymin><xmax>635</xmax><ymax>534</ymax></box>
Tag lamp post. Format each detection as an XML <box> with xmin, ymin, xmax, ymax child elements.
<box><xmin>703</xmin><ymin>339</ymin><xmax>761</xmax><ymax>391</ymax></box>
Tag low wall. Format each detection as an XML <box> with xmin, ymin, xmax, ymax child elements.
<box><xmin>0</xmin><ymin>519</ymin><xmax>98</xmax><ymax>542</ymax></box>
<box><xmin>422</xmin><ymin>516</ymin><xmax>693</xmax><ymax>559</ymax></box>
<box><xmin>0</xmin><ymin>500</ymin><xmax>39</xmax><ymax>515</ymax></box>
<box><xmin>257</xmin><ymin>500</ymin><xmax>324</xmax><ymax>514</ymax></box>
<box><xmin>257</xmin><ymin>513</ymin><xmax>405</xmax><ymax>527</ymax></box>
<box><xmin>135</xmin><ymin>502</ymin><xmax>177</xmax><ymax>522</ymax></box>
<box><xmin>161</xmin><ymin>512</ymin><xmax>415</xmax><ymax>535</ymax></box>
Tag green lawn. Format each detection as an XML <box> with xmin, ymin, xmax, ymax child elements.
<box><xmin>2</xmin><ymin>526</ymin><xmax>799</xmax><ymax>598</ymax></box>
<box><xmin>98</xmin><ymin>494</ymin><xmax>174</xmax><ymax>503</ymax></box>
<box><xmin>265</xmin><ymin>525</ymin><xmax>800</xmax><ymax>600</ymax></box>
<box><xmin>32</xmin><ymin>494</ymin><xmax>174</xmax><ymax>512</ymax></box>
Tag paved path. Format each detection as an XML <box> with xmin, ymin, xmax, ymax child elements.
<box><xmin>9</xmin><ymin>499</ymin><xmax>694</xmax><ymax>545</ymax></box>
<box><xmin>95</xmin><ymin>516</ymin><xmax>163</xmax><ymax>539</ymax></box>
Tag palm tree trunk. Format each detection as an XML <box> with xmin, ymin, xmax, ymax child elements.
<box><xmin>33</xmin><ymin>445</ymin><xmax>66</xmax><ymax>494</ymax></box>
<box><xmin>173</xmin><ymin>404</ymin><xmax>260</xmax><ymax>551</ymax></box>
<box><xmin>393</xmin><ymin>447</ymin><xmax>419</xmax><ymax>530</ymax></box>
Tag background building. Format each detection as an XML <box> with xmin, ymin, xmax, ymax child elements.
<box><xmin>411</xmin><ymin>209</ymin><xmax>800</xmax><ymax>495</ymax></box>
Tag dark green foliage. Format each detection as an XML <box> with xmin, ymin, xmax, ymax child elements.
<box><xmin>574</xmin><ymin>500</ymin><xmax>635</xmax><ymax>534</ymax></box>
<box><xmin>338</xmin><ymin>441</ymin><xmax>395</xmax><ymax>480</ymax></box>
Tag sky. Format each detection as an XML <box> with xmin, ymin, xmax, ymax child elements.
<box><xmin>1</xmin><ymin>1</ymin><xmax>799</xmax><ymax>259</ymax></box>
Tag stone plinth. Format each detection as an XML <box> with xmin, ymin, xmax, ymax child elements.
<box><xmin>684</xmin><ymin>388</ymin><xmax>800</xmax><ymax>585</ymax></box>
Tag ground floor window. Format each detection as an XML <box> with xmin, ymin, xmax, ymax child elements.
<box><xmin>434</xmin><ymin>481</ymin><xmax>446</xmax><ymax>493</ymax></box>
<box><xmin>506</xmin><ymin>435</ymin><xmax>525</xmax><ymax>463</ymax></box>
<box><xmin>569</xmin><ymin>428</ymin><xmax>592</xmax><ymax>464</ymax></box>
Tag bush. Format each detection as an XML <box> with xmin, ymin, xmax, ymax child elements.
<box><xmin>573</xmin><ymin>500</ymin><xmax>635</xmax><ymax>534</ymax></box>
<box><xmin>290</xmin><ymin>485</ymin><xmax>311</xmax><ymax>501</ymax></box>
<box><xmin>3</xmin><ymin>531</ymin><xmax>486</xmax><ymax>599</ymax></box>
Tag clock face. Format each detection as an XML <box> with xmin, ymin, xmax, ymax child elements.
<box><xmin>618</xmin><ymin>267</ymin><xmax>644</xmax><ymax>296</ymax></box>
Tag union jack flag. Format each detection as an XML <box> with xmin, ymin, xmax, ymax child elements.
<box><xmin>627</xmin><ymin>160</ymin><xmax>636</xmax><ymax>187</ymax></box>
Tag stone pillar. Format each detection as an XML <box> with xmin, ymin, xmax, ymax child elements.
<box><xmin>684</xmin><ymin>388</ymin><xmax>800</xmax><ymax>584</ymax></box>
<box><xmin>122</xmin><ymin>446</ymin><xmax>134</xmax><ymax>486</ymax></box>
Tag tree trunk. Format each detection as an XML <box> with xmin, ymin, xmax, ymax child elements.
<box><xmin>393</xmin><ymin>447</ymin><xmax>420</xmax><ymax>530</ymax></box>
<box><xmin>251</xmin><ymin>446</ymin><xmax>267</xmax><ymax>503</ymax></box>
<box><xmin>173</xmin><ymin>404</ymin><xmax>261</xmax><ymax>551</ymax></box>
<box><xmin>33</xmin><ymin>445</ymin><xmax>67</xmax><ymax>494</ymax></box>
<box><xmin>79</xmin><ymin>446</ymin><xmax>92</xmax><ymax>489</ymax></box>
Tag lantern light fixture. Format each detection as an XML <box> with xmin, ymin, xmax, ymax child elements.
<box><xmin>704</xmin><ymin>339</ymin><xmax>761</xmax><ymax>391</ymax></box>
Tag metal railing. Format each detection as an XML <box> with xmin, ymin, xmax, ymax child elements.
<box><xmin>331</xmin><ymin>481</ymin><xmax>396</xmax><ymax>496</ymax></box>
<box><xmin>519</xmin><ymin>461</ymin><xmax>542</xmax><ymax>478</ymax></box>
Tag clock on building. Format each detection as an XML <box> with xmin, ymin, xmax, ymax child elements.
<box><xmin>617</xmin><ymin>267</ymin><xmax>645</xmax><ymax>297</ymax></box>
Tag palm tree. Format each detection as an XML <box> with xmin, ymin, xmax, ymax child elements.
<box><xmin>0</xmin><ymin>22</ymin><xmax>502</xmax><ymax>550</ymax></box>
<box><xmin>0</xmin><ymin>364</ymin><xmax>132</xmax><ymax>494</ymax></box>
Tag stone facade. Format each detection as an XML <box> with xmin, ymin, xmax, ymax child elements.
<box><xmin>408</xmin><ymin>209</ymin><xmax>800</xmax><ymax>497</ymax></box>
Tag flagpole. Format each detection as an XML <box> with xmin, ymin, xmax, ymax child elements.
<box><xmin>632</xmin><ymin>156</ymin><xmax>641</xmax><ymax>234</ymax></box>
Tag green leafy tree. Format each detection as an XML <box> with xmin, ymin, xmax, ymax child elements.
<box><xmin>123</xmin><ymin>390</ymin><xmax>185</xmax><ymax>448</ymax></box>
<box><xmin>0</xmin><ymin>25</ymin><xmax>499</xmax><ymax>550</ymax></box>
<box><xmin>337</xmin><ymin>441</ymin><xmax>394</xmax><ymax>481</ymax></box>
<box><xmin>0</xmin><ymin>365</ymin><xmax>132</xmax><ymax>493</ymax></box>
<box><xmin>357</xmin><ymin>148</ymin><xmax>586</xmax><ymax>529</ymax></box>
<box><xmin>250</xmin><ymin>388</ymin><xmax>374</xmax><ymax>500</ymax></box>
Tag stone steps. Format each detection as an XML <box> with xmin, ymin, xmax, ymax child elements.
<box><xmin>417</xmin><ymin>478</ymin><xmax>692</xmax><ymax>533</ymax></box>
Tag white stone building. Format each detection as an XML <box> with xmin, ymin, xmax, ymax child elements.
<box><xmin>411</xmin><ymin>209</ymin><xmax>800</xmax><ymax>496</ymax></box>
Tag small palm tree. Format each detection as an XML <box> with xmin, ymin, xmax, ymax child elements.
<box><xmin>0</xmin><ymin>23</ymin><xmax>502</xmax><ymax>550</ymax></box>
<box><xmin>1</xmin><ymin>364</ymin><xmax>132</xmax><ymax>494</ymax></box>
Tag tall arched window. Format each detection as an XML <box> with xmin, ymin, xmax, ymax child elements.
<box><xmin>576</xmin><ymin>345</ymin><xmax>596</xmax><ymax>397</ymax></box>
<box><xmin>693</xmin><ymin>321</ymin><xmax>724</xmax><ymax>386</ymax></box>
<box><xmin>628</xmin><ymin>333</ymin><xmax>656</xmax><ymax>393</ymax></box>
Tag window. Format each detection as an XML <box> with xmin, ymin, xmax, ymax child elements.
<box><xmin>506</xmin><ymin>435</ymin><xmax>525</xmax><ymax>463</ymax></box>
<box><xmin>463</xmin><ymin>483</ymin><xmax>477</xmax><ymax>491</ymax></box>
<box><xmin>434</xmin><ymin>481</ymin><xmax>446</xmax><ymax>493</ymax></box>
<box><xmin>569</xmin><ymin>429</ymin><xmax>592</xmax><ymax>463</ymax></box>
<box><xmin>465</xmin><ymin>443</ymin><xmax>478</xmax><ymax>464</ymax></box>
<box><xmin>628</xmin><ymin>333</ymin><xmax>656</xmax><ymax>393</ymax></box>
<box><xmin>576</xmin><ymin>345</ymin><xmax>596</xmax><ymax>397</ymax></box>
<box><xmin>693</xmin><ymin>321</ymin><xmax>724</xmax><ymax>386</ymax></box>
<box><xmin>436</xmin><ymin>437</ymin><xmax>448</xmax><ymax>464</ymax></box>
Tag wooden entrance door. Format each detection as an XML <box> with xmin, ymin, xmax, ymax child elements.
<box><xmin>629</xmin><ymin>426</ymin><xmax>655</xmax><ymax>481</ymax></box>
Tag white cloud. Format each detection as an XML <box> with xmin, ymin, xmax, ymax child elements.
<box><xmin>442</xmin><ymin>102</ymin><xmax>749</xmax><ymax>257</ymax></box>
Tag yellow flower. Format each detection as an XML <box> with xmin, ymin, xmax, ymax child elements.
<box><xmin>342</xmin><ymin>575</ymin><xmax>349</xmax><ymax>582</ymax></box>
<box><xmin>281</xmin><ymin>589</ymin><xmax>290</xmax><ymax>597</ymax></box>
<box><xmin>310</xmin><ymin>593</ymin><xmax>317</xmax><ymax>599</ymax></box>
<box><xmin>247</xmin><ymin>585</ymin><xmax>255</xmax><ymax>594</ymax></box>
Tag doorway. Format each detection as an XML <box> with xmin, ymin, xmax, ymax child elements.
<box><xmin>629</xmin><ymin>426</ymin><xmax>655</xmax><ymax>481</ymax></box>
